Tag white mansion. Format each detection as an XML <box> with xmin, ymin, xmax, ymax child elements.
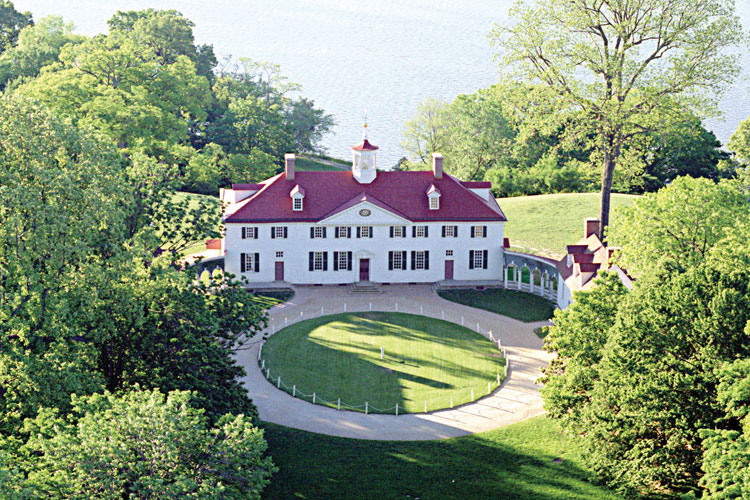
<box><xmin>219</xmin><ymin>130</ymin><xmax>507</xmax><ymax>285</ymax></box>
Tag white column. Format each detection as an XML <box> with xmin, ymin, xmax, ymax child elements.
<box><xmin>504</xmin><ymin>266</ymin><xmax>508</xmax><ymax>288</ymax></box>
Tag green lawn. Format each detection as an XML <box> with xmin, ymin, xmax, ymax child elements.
<box><xmin>260</xmin><ymin>312</ymin><xmax>505</xmax><ymax>413</ymax></box>
<box><xmin>261</xmin><ymin>416</ymin><xmax>623</xmax><ymax>500</ymax></box>
<box><xmin>438</xmin><ymin>288</ymin><xmax>555</xmax><ymax>323</ymax></box>
<box><xmin>295</xmin><ymin>156</ymin><xmax>348</xmax><ymax>171</ymax></box>
<box><xmin>250</xmin><ymin>291</ymin><xmax>295</xmax><ymax>308</ymax></box>
<box><xmin>498</xmin><ymin>193</ymin><xmax>638</xmax><ymax>258</ymax></box>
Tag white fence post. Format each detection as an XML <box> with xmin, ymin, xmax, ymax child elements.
<box><xmin>261</xmin><ymin>359</ymin><xmax>265</xmax><ymax>370</ymax></box>
<box><xmin>266</xmin><ymin>369</ymin><xmax>270</xmax><ymax>379</ymax></box>
<box><xmin>313</xmin><ymin>392</ymin><xmax>316</xmax><ymax>405</ymax></box>
<box><xmin>476</xmin><ymin>322</ymin><xmax>480</xmax><ymax>332</ymax></box>
<box><xmin>488</xmin><ymin>382</ymin><xmax>491</xmax><ymax>394</ymax></box>
<box><xmin>337</xmin><ymin>398</ymin><xmax>340</xmax><ymax>410</ymax></box>
<box><xmin>471</xmin><ymin>389</ymin><xmax>474</xmax><ymax>401</ymax></box>
<box><xmin>293</xmin><ymin>385</ymin><xmax>296</xmax><ymax>397</ymax></box>
<box><xmin>344</xmin><ymin>303</ymin><xmax>347</xmax><ymax>312</ymax></box>
<box><xmin>504</xmin><ymin>364</ymin><xmax>508</xmax><ymax>377</ymax></box>
<box><xmin>285</xmin><ymin>317</ymin><xmax>288</xmax><ymax>326</ymax></box>
<box><xmin>365</xmin><ymin>402</ymin><xmax>368</xmax><ymax>415</ymax></box>
<box><xmin>300</xmin><ymin>311</ymin><xmax>304</xmax><ymax>319</ymax></box>
<box><xmin>496</xmin><ymin>374</ymin><xmax>500</xmax><ymax>385</ymax></box>
<box><xmin>369</xmin><ymin>302</ymin><xmax>372</xmax><ymax>311</ymax></box>
<box><xmin>450</xmin><ymin>397</ymin><xmax>453</xmax><ymax>408</ymax></box>
<box><xmin>277</xmin><ymin>376</ymin><xmax>281</xmax><ymax>388</ymax></box>
<box><xmin>424</xmin><ymin>401</ymin><xmax>427</xmax><ymax>413</ymax></box>
<box><xmin>396</xmin><ymin>404</ymin><xmax>399</xmax><ymax>416</ymax></box>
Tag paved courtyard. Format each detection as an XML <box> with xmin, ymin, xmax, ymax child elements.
<box><xmin>235</xmin><ymin>284</ymin><xmax>553</xmax><ymax>440</ymax></box>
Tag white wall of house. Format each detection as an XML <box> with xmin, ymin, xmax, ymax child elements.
<box><xmin>224</xmin><ymin>202</ymin><xmax>504</xmax><ymax>284</ymax></box>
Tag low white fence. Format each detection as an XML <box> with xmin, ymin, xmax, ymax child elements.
<box><xmin>256</xmin><ymin>300</ymin><xmax>510</xmax><ymax>415</ymax></box>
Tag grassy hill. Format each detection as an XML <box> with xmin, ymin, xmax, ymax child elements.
<box><xmin>498</xmin><ymin>193</ymin><xmax>639</xmax><ymax>259</ymax></box>
<box><xmin>262</xmin><ymin>416</ymin><xmax>622</xmax><ymax>500</ymax></box>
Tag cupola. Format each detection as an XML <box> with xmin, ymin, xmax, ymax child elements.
<box><xmin>352</xmin><ymin>121</ymin><xmax>378</xmax><ymax>184</ymax></box>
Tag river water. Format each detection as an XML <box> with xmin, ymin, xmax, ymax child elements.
<box><xmin>15</xmin><ymin>0</ymin><xmax>750</xmax><ymax>166</ymax></box>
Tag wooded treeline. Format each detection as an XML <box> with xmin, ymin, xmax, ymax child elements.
<box><xmin>0</xmin><ymin>4</ymin><xmax>287</xmax><ymax>498</ymax></box>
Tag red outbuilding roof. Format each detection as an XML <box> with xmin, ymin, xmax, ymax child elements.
<box><xmin>224</xmin><ymin>170</ymin><xmax>506</xmax><ymax>223</ymax></box>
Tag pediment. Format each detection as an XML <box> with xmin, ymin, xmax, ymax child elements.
<box><xmin>319</xmin><ymin>197</ymin><xmax>410</xmax><ymax>225</ymax></box>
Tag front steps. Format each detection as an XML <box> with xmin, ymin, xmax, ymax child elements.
<box><xmin>348</xmin><ymin>281</ymin><xmax>383</xmax><ymax>294</ymax></box>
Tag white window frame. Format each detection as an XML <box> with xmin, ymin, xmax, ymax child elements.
<box><xmin>429</xmin><ymin>197</ymin><xmax>439</xmax><ymax>210</ymax></box>
<box><xmin>392</xmin><ymin>251</ymin><xmax>404</xmax><ymax>270</ymax></box>
<box><xmin>244</xmin><ymin>253</ymin><xmax>256</xmax><ymax>272</ymax></box>
<box><xmin>359</xmin><ymin>226</ymin><xmax>371</xmax><ymax>238</ymax></box>
<box><xmin>445</xmin><ymin>250</ymin><xmax>453</xmax><ymax>256</ymax></box>
<box><xmin>414</xmin><ymin>251</ymin><xmax>426</xmax><ymax>270</ymax></box>
<box><xmin>337</xmin><ymin>226</ymin><xmax>348</xmax><ymax>238</ymax></box>
<box><xmin>474</xmin><ymin>225</ymin><xmax>486</xmax><ymax>238</ymax></box>
<box><xmin>274</xmin><ymin>226</ymin><xmax>285</xmax><ymax>239</ymax></box>
<box><xmin>473</xmin><ymin>249</ymin><xmax>484</xmax><ymax>269</ymax></box>
<box><xmin>392</xmin><ymin>226</ymin><xmax>403</xmax><ymax>238</ymax></box>
<box><xmin>444</xmin><ymin>225</ymin><xmax>455</xmax><ymax>237</ymax></box>
<box><xmin>313</xmin><ymin>252</ymin><xmax>325</xmax><ymax>271</ymax></box>
<box><xmin>275</xmin><ymin>251</ymin><xmax>284</xmax><ymax>258</ymax></box>
<box><xmin>313</xmin><ymin>226</ymin><xmax>325</xmax><ymax>239</ymax></box>
<box><xmin>415</xmin><ymin>226</ymin><xmax>426</xmax><ymax>238</ymax></box>
<box><xmin>293</xmin><ymin>197</ymin><xmax>303</xmax><ymax>211</ymax></box>
<box><xmin>337</xmin><ymin>251</ymin><xmax>348</xmax><ymax>271</ymax></box>
<box><xmin>243</xmin><ymin>226</ymin><xmax>257</xmax><ymax>239</ymax></box>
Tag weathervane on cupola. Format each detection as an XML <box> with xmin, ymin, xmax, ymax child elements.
<box><xmin>351</xmin><ymin>109</ymin><xmax>379</xmax><ymax>184</ymax></box>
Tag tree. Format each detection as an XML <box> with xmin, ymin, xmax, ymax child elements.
<box><xmin>20</xmin><ymin>388</ymin><xmax>276</xmax><ymax>500</ymax></box>
<box><xmin>0</xmin><ymin>0</ymin><xmax>32</xmax><ymax>54</ymax></box>
<box><xmin>540</xmin><ymin>272</ymin><xmax>627</xmax><ymax>428</ymax></box>
<box><xmin>14</xmin><ymin>28</ymin><xmax>210</xmax><ymax>162</ymax></box>
<box><xmin>0</xmin><ymin>15</ymin><xmax>83</xmax><ymax>91</ymax></box>
<box><xmin>606</xmin><ymin>176</ymin><xmax>749</xmax><ymax>276</ymax></box>
<box><xmin>492</xmin><ymin>0</ymin><xmax>744</xmax><ymax>239</ymax></box>
<box><xmin>0</xmin><ymin>96</ymin><xmax>131</xmax><ymax>434</ymax></box>
<box><xmin>444</xmin><ymin>88</ymin><xmax>515</xmax><ymax>181</ymax></box>
<box><xmin>107</xmin><ymin>9</ymin><xmax>217</xmax><ymax>80</ymax></box>
<box><xmin>700</xmin><ymin>356</ymin><xmax>750</xmax><ymax>499</ymax></box>
<box><xmin>729</xmin><ymin>114</ymin><xmax>750</xmax><ymax>166</ymax></box>
<box><xmin>401</xmin><ymin>97</ymin><xmax>451</xmax><ymax>166</ymax></box>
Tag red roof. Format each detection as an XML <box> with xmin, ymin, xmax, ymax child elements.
<box><xmin>232</xmin><ymin>183</ymin><xmax>264</xmax><ymax>190</ymax></box>
<box><xmin>462</xmin><ymin>181</ymin><xmax>492</xmax><ymax>188</ymax></box>
<box><xmin>351</xmin><ymin>139</ymin><xmax>379</xmax><ymax>151</ymax></box>
<box><xmin>224</xmin><ymin>170</ymin><xmax>506</xmax><ymax>223</ymax></box>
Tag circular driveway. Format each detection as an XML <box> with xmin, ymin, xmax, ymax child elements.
<box><xmin>235</xmin><ymin>284</ymin><xmax>553</xmax><ymax>440</ymax></box>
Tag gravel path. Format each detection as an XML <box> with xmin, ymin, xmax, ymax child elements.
<box><xmin>235</xmin><ymin>284</ymin><xmax>553</xmax><ymax>440</ymax></box>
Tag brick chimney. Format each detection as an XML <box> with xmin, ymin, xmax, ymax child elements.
<box><xmin>432</xmin><ymin>152</ymin><xmax>443</xmax><ymax>179</ymax></box>
<box><xmin>584</xmin><ymin>218</ymin><xmax>600</xmax><ymax>239</ymax></box>
<box><xmin>285</xmin><ymin>153</ymin><xmax>295</xmax><ymax>181</ymax></box>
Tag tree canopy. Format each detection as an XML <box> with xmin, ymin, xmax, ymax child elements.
<box><xmin>541</xmin><ymin>176</ymin><xmax>750</xmax><ymax>496</ymax></box>
<box><xmin>491</xmin><ymin>0</ymin><xmax>744</xmax><ymax>237</ymax></box>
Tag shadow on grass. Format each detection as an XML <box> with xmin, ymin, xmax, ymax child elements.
<box><xmin>261</xmin><ymin>312</ymin><xmax>505</xmax><ymax>412</ymax></box>
<box><xmin>260</xmin><ymin>416</ymin><xmax>623</xmax><ymax>500</ymax></box>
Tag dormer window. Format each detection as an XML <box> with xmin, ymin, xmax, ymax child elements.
<box><xmin>290</xmin><ymin>184</ymin><xmax>305</xmax><ymax>211</ymax></box>
<box><xmin>426</xmin><ymin>184</ymin><xmax>441</xmax><ymax>210</ymax></box>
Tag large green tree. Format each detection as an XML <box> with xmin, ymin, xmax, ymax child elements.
<box><xmin>19</xmin><ymin>389</ymin><xmax>275</xmax><ymax>500</ymax></box>
<box><xmin>0</xmin><ymin>15</ymin><xmax>83</xmax><ymax>91</ymax></box>
<box><xmin>0</xmin><ymin>0</ymin><xmax>32</xmax><ymax>54</ymax></box>
<box><xmin>606</xmin><ymin>176</ymin><xmax>749</xmax><ymax>276</ymax></box>
<box><xmin>492</xmin><ymin>0</ymin><xmax>744</xmax><ymax>239</ymax></box>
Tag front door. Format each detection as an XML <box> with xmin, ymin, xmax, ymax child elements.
<box><xmin>445</xmin><ymin>260</ymin><xmax>454</xmax><ymax>280</ymax></box>
<box><xmin>274</xmin><ymin>261</ymin><xmax>284</xmax><ymax>281</ymax></box>
<box><xmin>359</xmin><ymin>259</ymin><xmax>370</xmax><ymax>282</ymax></box>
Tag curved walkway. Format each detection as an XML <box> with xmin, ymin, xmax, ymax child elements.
<box><xmin>235</xmin><ymin>284</ymin><xmax>553</xmax><ymax>440</ymax></box>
